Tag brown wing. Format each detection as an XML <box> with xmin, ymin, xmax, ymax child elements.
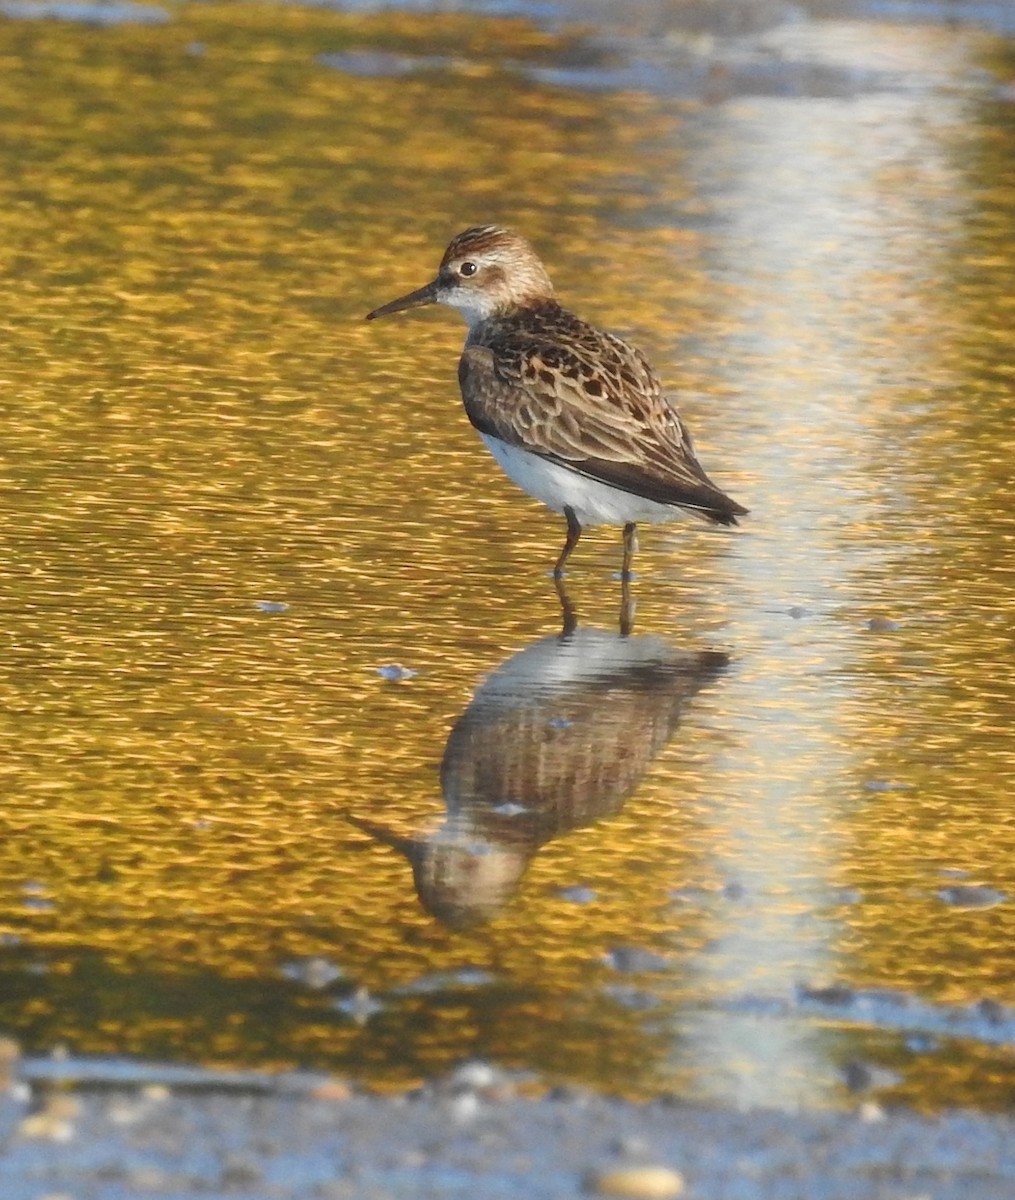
<box><xmin>458</xmin><ymin>327</ymin><xmax>747</xmax><ymax>525</ymax></box>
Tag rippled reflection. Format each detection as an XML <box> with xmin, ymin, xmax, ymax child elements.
<box><xmin>351</xmin><ymin>597</ymin><xmax>728</xmax><ymax>927</ymax></box>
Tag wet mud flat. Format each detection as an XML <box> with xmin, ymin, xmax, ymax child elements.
<box><xmin>3</xmin><ymin>1059</ymin><xmax>1015</xmax><ymax>1200</ymax></box>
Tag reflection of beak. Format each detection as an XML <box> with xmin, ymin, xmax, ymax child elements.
<box><xmin>346</xmin><ymin>812</ymin><xmax>418</xmax><ymax>857</ymax></box>
<box><xmin>365</xmin><ymin>279</ymin><xmax>439</xmax><ymax>321</ymax></box>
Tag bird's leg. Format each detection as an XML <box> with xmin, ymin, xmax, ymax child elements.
<box><xmin>554</xmin><ymin>573</ymin><xmax>578</xmax><ymax>638</ymax></box>
<box><xmin>553</xmin><ymin>506</ymin><xmax>582</xmax><ymax>578</ymax></box>
<box><xmin>619</xmin><ymin>572</ymin><xmax>635</xmax><ymax>637</ymax></box>
<box><xmin>621</xmin><ymin>522</ymin><xmax>638</xmax><ymax>580</ymax></box>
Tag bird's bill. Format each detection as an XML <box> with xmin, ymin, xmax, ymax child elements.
<box><xmin>345</xmin><ymin>813</ymin><xmax>418</xmax><ymax>858</ymax></box>
<box><xmin>365</xmin><ymin>280</ymin><xmax>438</xmax><ymax>320</ymax></box>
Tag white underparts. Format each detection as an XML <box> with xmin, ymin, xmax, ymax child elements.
<box><xmin>480</xmin><ymin>434</ymin><xmax>689</xmax><ymax>527</ymax></box>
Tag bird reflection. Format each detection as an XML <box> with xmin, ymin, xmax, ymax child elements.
<box><xmin>350</xmin><ymin>601</ymin><xmax>729</xmax><ymax>929</ymax></box>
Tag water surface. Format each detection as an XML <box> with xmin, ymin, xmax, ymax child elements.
<box><xmin>0</xmin><ymin>0</ymin><xmax>1013</xmax><ymax>1112</ymax></box>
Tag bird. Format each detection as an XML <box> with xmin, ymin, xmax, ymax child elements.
<box><xmin>366</xmin><ymin>225</ymin><xmax>747</xmax><ymax>578</ymax></box>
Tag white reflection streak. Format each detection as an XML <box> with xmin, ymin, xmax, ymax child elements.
<box><xmin>671</xmin><ymin>25</ymin><xmax>967</xmax><ymax>1108</ymax></box>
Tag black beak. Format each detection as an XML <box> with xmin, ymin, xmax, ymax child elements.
<box><xmin>365</xmin><ymin>279</ymin><xmax>439</xmax><ymax>321</ymax></box>
<box><xmin>346</xmin><ymin>813</ymin><xmax>419</xmax><ymax>859</ymax></box>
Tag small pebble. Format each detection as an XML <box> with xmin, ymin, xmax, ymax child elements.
<box><xmin>448</xmin><ymin>1060</ymin><xmax>498</xmax><ymax>1091</ymax></box>
<box><xmin>558</xmin><ymin>886</ymin><xmax>598</xmax><ymax>904</ymax></box>
<box><xmin>613</xmin><ymin>1136</ymin><xmax>650</xmax><ymax>1157</ymax></box>
<box><xmin>377</xmin><ymin>664</ymin><xmax>418</xmax><ymax>681</ymax></box>
<box><xmin>334</xmin><ymin>986</ymin><xmax>385</xmax><ymax>1025</ymax></box>
<box><xmin>449</xmin><ymin>1091</ymin><xmax>481</xmax><ymax>1123</ymax></box>
<box><xmin>937</xmin><ymin>884</ymin><xmax>1007</xmax><ymax>909</ymax></box>
<box><xmin>18</xmin><ymin>1095</ymin><xmax>79</xmax><ymax>1141</ymax></box>
<box><xmin>126</xmin><ymin>1167</ymin><xmax>172</xmax><ymax>1190</ymax></box>
<box><xmin>586</xmin><ymin>1165</ymin><xmax>684</xmax><ymax>1198</ymax></box>
<box><xmin>310</xmin><ymin>1079</ymin><xmax>354</xmax><ymax>1101</ymax></box>
<box><xmin>107</xmin><ymin>1097</ymin><xmax>146</xmax><ymax>1126</ymax></box>
<box><xmin>220</xmin><ymin>1159</ymin><xmax>263</xmax><ymax>1188</ymax></box>
<box><xmin>280</xmin><ymin>957</ymin><xmax>344</xmax><ymax>990</ymax></box>
<box><xmin>841</xmin><ymin>1060</ymin><xmax>902</xmax><ymax>1094</ymax></box>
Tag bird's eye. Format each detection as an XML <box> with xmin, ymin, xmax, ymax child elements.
<box><xmin>459</xmin><ymin>261</ymin><xmax>478</xmax><ymax>277</ymax></box>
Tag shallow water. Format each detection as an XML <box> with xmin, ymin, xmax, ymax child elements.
<box><xmin>0</xmin><ymin>0</ymin><xmax>1013</xmax><ymax>1113</ymax></box>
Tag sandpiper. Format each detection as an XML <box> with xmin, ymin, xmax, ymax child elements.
<box><xmin>366</xmin><ymin>225</ymin><xmax>747</xmax><ymax>577</ymax></box>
